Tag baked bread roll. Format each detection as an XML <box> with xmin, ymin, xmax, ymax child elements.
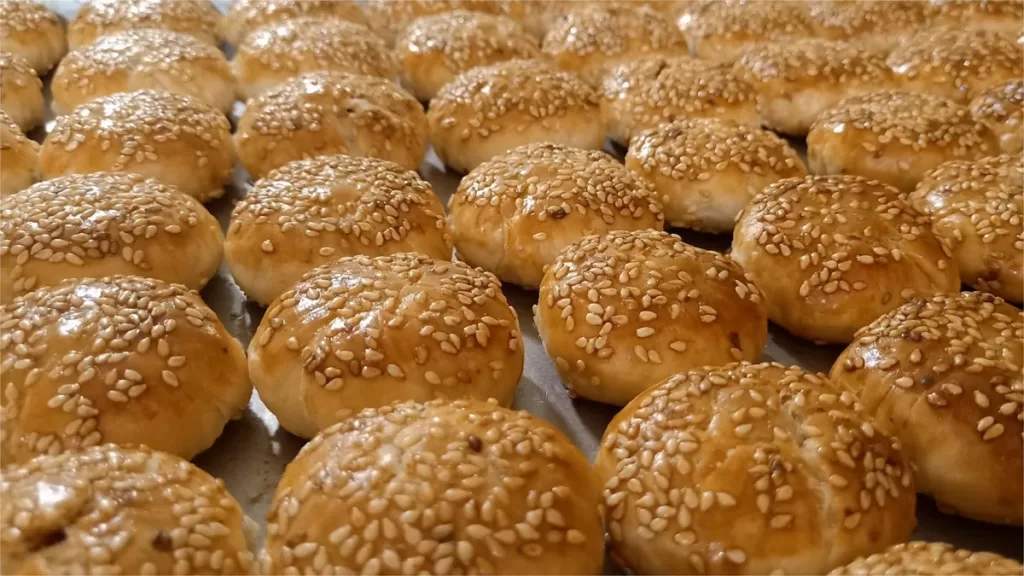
<box><xmin>1</xmin><ymin>172</ymin><xmax>224</xmax><ymax>304</ymax></box>
<box><xmin>395</xmin><ymin>11</ymin><xmax>541</xmax><ymax>102</ymax></box>
<box><xmin>830</xmin><ymin>541</ymin><xmax>1024</xmax><ymax>575</ymax></box>
<box><xmin>0</xmin><ymin>444</ymin><xmax>256</xmax><ymax>575</ymax></box>
<box><xmin>221</xmin><ymin>0</ymin><xmax>367</xmax><ymax>46</ymax></box>
<box><xmin>495</xmin><ymin>0</ymin><xmax>573</xmax><ymax>40</ymax></box>
<box><xmin>0</xmin><ymin>109</ymin><xmax>39</xmax><ymax>196</ymax></box>
<box><xmin>596</xmin><ymin>362</ymin><xmax>916</xmax><ymax>575</ymax></box>
<box><xmin>0</xmin><ymin>0</ymin><xmax>66</xmax><ymax>74</ymax></box>
<box><xmin>732</xmin><ymin>175</ymin><xmax>961</xmax><ymax>344</ymax></box>
<box><xmin>68</xmin><ymin>0</ymin><xmax>222</xmax><ymax>49</ymax></box>
<box><xmin>0</xmin><ymin>52</ymin><xmax>44</xmax><ymax>131</ymax></box>
<box><xmin>0</xmin><ymin>275</ymin><xmax>251</xmax><ymax>464</ymax></box>
<box><xmin>970</xmin><ymin>80</ymin><xmax>1023</xmax><ymax>154</ymax></box>
<box><xmin>537</xmin><ymin>230</ymin><xmax>768</xmax><ymax>406</ymax></box>
<box><xmin>733</xmin><ymin>39</ymin><xmax>894</xmax><ymax>136</ymax></box>
<box><xmin>225</xmin><ymin>155</ymin><xmax>451</xmax><ymax>306</ymax></box>
<box><xmin>40</xmin><ymin>89</ymin><xmax>234</xmax><ymax>203</ymax></box>
<box><xmin>685</xmin><ymin>1</ymin><xmax>813</xmax><ymax>63</ymax></box>
<box><xmin>625</xmin><ymin>117</ymin><xmax>806</xmax><ymax>232</ymax></box>
<box><xmin>805</xmin><ymin>0</ymin><xmax>931</xmax><ymax>54</ymax></box>
<box><xmin>601</xmin><ymin>56</ymin><xmax>758</xmax><ymax>146</ymax></box>
<box><xmin>235</xmin><ymin>72</ymin><xmax>426</xmax><ymax>180</ymax></box>
<box><xmin>261</xmin><ymin>398</ymin><xmax>603</xmax><ymax>575</ymax></box>
<box><xmin>807</xmin><ymin>91</ymin><xmax>998</xmax><ymax>192</ymax></box>
<box><xmin>930</xmin><ymin>0</ymin><xmax>1024</xmax><ymax>37</ymax></box>
<box><xmin>249</xmin><ymin>256</ymin><xmax>524</xmax><ymax>438</ymax></box>
<box><xmin>448</xmin><ymin>143</ymin><xmax>663</xmax><ymax>288</ymax></box>
<box><xmin>363</xmin><ymin>0</ymin><xmax>498</xmax><ymax>47</ymax></box>
<box><xmin>910</xmin><ymin>155</ymin><xmax>1023</xmax><ymax>303</ymax></box>
<box><xmin>232</xmin><ymin>18</ymin><xmax>397</xmax><ymax>100</ymax></box>
<box><xmin>427</xmin><ymin>60</ymin><xmax>604</xmax><ymax>174</ymax></box>
<box><xmin>830</xmin><ymin>292</ymin><xmax>1023</xmax><ymax>525</ymax></box>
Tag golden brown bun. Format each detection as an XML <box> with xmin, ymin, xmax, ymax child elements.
<box><xmin>232</xmin><ymin>18</ymin><xmax>397</xmax><ymax>100</ymax></box>
<box><xmin>448</xmin><ymin>143</ymin><xmax>664</xmax><ymax>289</ymax></box>
<box><xmin>596</xmin><ymin>362</ymin><xmax>916</xmax><ymax>575</ymax></box>
<box><xmin>261</xmin><ymin>398</ymin><xmax>603</xmax><ymax>575</ymax></box>
<box><xmin>52</xmin><ymin>29</ymin><xmax>236</xmax><ymax>116</ymax></box>
<box><xmin>970</xmin><ymin>80</ymin><xmax>1023</xmax><ymax>154</ymax></box>
<box><xmin>494</xmin><ymin>0</ymin><xmax>574</xmax><ymax>40</ymax></box>
<box><xmin>806</xmin><ymin>1</ymin><xmax>932</xmax><ymax>54</ymax></box>
<box><xmin>40</xmin><ymin>89</ymin><xmax>234</xmax><ymax>203</ymax></box>
<box><xmin>807</xmin><ymin>90</ymin><xmax>998</xmax><ymax>192</ymax></box>
<box><xmin>0</xmin><ymin>52</ymin><xmax>44</xmax><ymax>131</ymax></box>
<box><xmin>929</xmin><ymin>0</ymin><xmax>1024</xmax><ymax>37</ymax></box>
<box><xmin>685</xmin><ymin>1</ymin><xmax>813</xmax><ymax>63</ymax></box>
<box><xmin>537</xmin><ymin>230</ymin><xmax>768</xmax><ymax>406</ymax></box>
<box><xmin>0</xmin><ymin>275</ymin><xmax>251</xmax><ymax>464</ymax></box>
<box><xmin>733</xmin><ymin>39</ymin><xmax>895</xmax><ymax>136</ymax></box>
<box><xmin>68</xmin><ymin>0</ymin><xmax>222</xmax><ymax>49</ymax></box>
<box><xmin>601</xmin><ymin>56</ymin><xmax>758</xmax><ymax>146</ymax></box>
<box><xmin>732</xmin><ymin>175</ymin><xmax>961</xmax><ymax>344</ymax></box>
<box><xmin>830</xmin><ymin>292</ymin><xmax>1023</xmax><ymax>525</ymax></box>
<box><xmin>363</xmin><ymin>0</ymin><xmax>498</xmax><ymax>46</ymax></box>
<box><xmin>427</xmin><ymin>59</ymin><xmax>605</xmax><ymax>174</ymax></box>
<box><xmin>235</xmin><ymin>72</ymin><xmax>426</xmax><ymax>180</ymax></box>
<box><xmin>0</xmin><ymin>0</ymin><xmax>66</xmax><ymax>74</ymax></box>
<box><xmin>625</xmin><ymin>117</ymin><xmax>806</xmax><ymax>231</ymax></box>
<box><xmin>911</xmin><ymin>155</ymin><xmax>1023</xmax><ymax>303</ymax></box>
<box><xmin>396</xmin><ymin>11</ymin><xmax>540</xmax><ymax>102</ymax></box>
<box><xmin>831</xmin><ymin>541</ymin><xmax>1024</xmax><ymax>575</ymax></box>
<box><xmin>0</xmin><ymin>110</ymin><xmax>39</xmax><ymax>197</ymax></box>
<box><xmin>221</xmin><ymin>0</ymin><xmax>367</xmax><ymax>46</ymax></box>
<box><xmin>1</xmin><ymin>172</ymin><xmax>224</xmax><ymax>304</ymax></box>
<box><xmin>225</xmin><ymin>155</ymin><xmax>451</xmax><ymax>306</ymax></box>
<box><xmin>0</xmin><ymin>444</ymin><xmax>256</xmax><ymax>575</ymax></box>
<box><xmin>249</xmin><ymin>256</ymin><xmax>524</xmax><ymax>439</ymax></box>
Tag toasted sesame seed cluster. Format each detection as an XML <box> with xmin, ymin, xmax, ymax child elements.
<box><xmin>0</xmin><ymin>51</ymin><xmax>44</xmax><ymax>131</ymax></box>
<box><xmin>363</xmin><ymin>0</ymin><xmax>499</xmax><ymax>47</ymax></box>
<box><xmin>221</xmin><ymin>0</ymin><xmax>367</xmax><ymax>45</ymax></box>
<box><xmin>971</xmin><ymin>80</ymin><xmax>1024</xmax><ymax>154</ymax></box>
<box><xmin>685</xmin><ymin>1</ymin><xmax>813</xmax><ymax>63</ymax></box>
<box><xmin>0</xmin><ymin>109</ymin><xmax>39</xmax><ymax>196</ymax></box>
<box><xmin>0</xmin><ymin>0</ymin><xmax>66</xmax><ymax>73</ymax></box>
<box><xmin>830</xmin><ymin>541</ymin><xmax>1024</xmax><ymax>575</ymax></box>
<box><xmin>805</xmin><ymin>0</ymin><xmax>932</xmax><ymax>53</ymax></box>
<box><xmin>68</xmin><ymin>0</ymin><xmax>222</xmax><ymax>49</ymax></box>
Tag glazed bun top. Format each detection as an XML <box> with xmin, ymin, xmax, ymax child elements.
<box><xmin>68</xmin><ymin>0</ymin><xmax>222</xmax><ymax>48</ymax></box>
<box><xmin>221</xmin><ymin>0</ymin><xmax>367</xmax><ymax>45</ymax></box>
<box><xmin>0</xmin><ymin>0</ymin><xmax>66</xmax><ymax>73</ymax></box>
<box><xmin>830</xmin><ymin>541</ymin><xmax>1024</xmax><ymax>576</ymax></box>
<box><xmin>734</xmin><ymin>38</ymin><xmax>891</xmax><ymax>90</ymax></box>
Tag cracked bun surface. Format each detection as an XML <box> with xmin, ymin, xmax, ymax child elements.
<box><xmin>68</xmin><ymin>0</ymin><xmax>222</xmax><ymax>49</ymax></box>
<box><xmin>0</xmin><ymin>0</ymin><xmax>66</xmax><ymax>74</ymax></box>
<box><xmin>0</xmin><ymin>110</ymin><xmax>39</xmax><ymax>197</ymax></box>
<box><xmin>221</xmin><ymin>0</ymin><xmax>367</xmax><ymax>46</ymax></box>
<box><xmin>0</xmin><ymin>52</ymin><xmax>44</xmax><ymax>131</ymax></box>
<box><xmin>970</xmin><ymin>80</ymin><xmax>1023</xmax><ymax>154</ymax></box>
<box><xmin>830</xmin><ymin>541</ymin><xmax>1024</xmax><ymax>575</ymax></box>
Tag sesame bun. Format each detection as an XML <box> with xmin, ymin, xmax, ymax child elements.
<box><xmin>40</xmin><ymin>89</ymin><xmax>234</xmax><ymax>203</ymax></box>
<box><xmin>249</xmin><ymin>256</ymin><xmax>524</xmax><ymax>439</ymax></box>
<box><xmin>910</xmin><ymin>155</ymin><xmax>1023</xmax><ymax>303</ymax></box>
<box><xmin>596</xmin><ymin>362</ymin><xmax>916</xmax><ymax>575</ymax></box>
<box><xmin>261</xmin><ymin>398</ymin><xmax>603</xmax><ymax>575</ymax></box>
<box><xmin>536</xmin><ymin>230</ymin><xmax>768</xmax><ymax>406</ymax></box>
<box><xmin>806</xmin><ymin>1</ymin><xmax>931</xmax><ymax>54</ymax></box>
<box><xmin>395</xmin><ymin>11</ymin><xmax>541</xmax><ymax>102</ymax></box>
<box><xmin>0</xmin><ymin>0</ymin><xmax>66</xmax><ymax>74</ymax></box>
<box><xmin>685</xmin><ymin>1</ymin><xmax>813</xmax><ymax>63</ymax></box>
<box><xmin>831</xmin><ymin>541</ymin><xmax>1024</xmax><ymax>575</ymax></box>
<box><xmin>601</xmin><ymin>56</ymin><xmax>759</xmax><ymax>146</ymax></box>
<box><xmin>732</xmin><ymin>175</ymin><xmax>961</xmax><ymax>344</ymax></box>
<box><xmin>807</xmin><ymin>91</ymin><xmax>998</xmax><ymax>193</ymax></box>
<box><xmin>225</xmin><ymin>155</ymin><xmax>451</xmax><ymax>306</ymax></box>
<box><xmin>0</xmin><ymin>275</ymin><xmax>251</xmax><ymax>464</ymax></box>
<box><xmin>426</xmin><ymin>60</ymin><xmax>605</xmax><ymax>174</ymax></box>
<box><xmin>830</xmin><ymin>292</ymin><xmax>1023</xmax><ymax>525</ymax></box>
<box><xmin>234</xmin><ymin>72</ymin><xmax>427</xmax><ymax>180</ymax></box>
<box><xmin>232</xmin><ymin>18</ymin><xmax>397</xmax><ymax>100</ymax></box>
<box><xmin>1</xmin><ymin>172</ymin><xmax>224</xmax><ymax>304</ymax></box>
<box><xmin>221</xmin><ymin>0</ymin><xmax>367</xmax><ymax>46</ymax></box>
<box><xmin>929</xmin><ymin>0</ymin><xmax>1024</xmax><ymax>36</ymax></box>
<box><xmin>0</xmin><ymin>52</ymin><xmax>44</xmax><ymax>131</ymax></box>
<box><xmin>68</xmin><ymin>0</ymin><xmax>222</xmax><ymax>49</ymax></box>
<box><xmin>970</xmin><ymin>80</ymin><xmax>1023</xmax><ymax>154</ymax></box>
<box><xmin>448</xmin><ymin>143</ymin><xmax>664</xmax><ymax>289</ymax></box>
<box><xmin>363</xmin><ymin>0</ymin><xmax>498</xmax><ymax>47</ymax></box>
<box><xmin>541</xmin><ymin>6</ymin><xmax>687</xmax><ymax>86</ymax></box>
<box><xmin>625</xmin><ymin>117</ymin><xmax>807</xmax><ymax>232</ymax></box>
<box><xmin>733</xmin><ymin>39</ymin><xmax>895</xmax><ymax>137</ymax></box>
<box><xmin>52</xmin><ymin>29</ymin><xmax>236</xmax><ymax>116</ymax></box>
<box><xmin>0</xmin><ymin>444</ymin><xmax>256</xmax><ymax>575</ymax></box>
<box><xmin>0</xmin><ymin>110</ymin><xmax>39</xmax><ymax>196</ymax></box>
<box><xmin>494</xmin><ymin>0</ymin><xmax>573</xmax><ymax>40</ymax></box>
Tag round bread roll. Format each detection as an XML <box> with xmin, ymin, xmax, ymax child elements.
<box><xmin>249</xmin><ymin>255</ymin><xmax>524</xmax><ymax>439</ymax></box>
<box><xmin>221</xmin><ymin>0</ymin><xmax>367</xmax><ymax>46</ymax></box>
<box><xmin>0</xmin><ymin>52</ymin><xmax>43</xmax><ymax>132</ymax></box>
<box><xmin>685</xmin><ymin>1</ymin><xmax>813</xmax><ymax>63</ymax></box>
<box><xmin>1</xmin><ymin>172</ymin><xmax>224</xmax><ymax>304</ymax></box>
<box><xmin>910</xmin><ymin>155</ymin><xmax>1023</xmax><ymax>303</ymax></box>
<box><xmin>395</xmin><ymin>11</ymin><xmax>541</xmax><ymax>102</ymax></box>
<box><xmin>601</xmin><ymin>56</ymin><xmax>759</xmax><ymax>146</ymax></box>
<box><xmin>733</xmin><ymin>39</ymin><xmax>895</xmax><ymax>136</ymax></box>
<box><xmin>930</xmin><ymin>0</ymin><xmax>1024</xmax><ymax>37</ymax></box>
<box><xmin>596</xmin><ymin>362</ymin><xmax>917</xmax><ymax>575</ymax></box>
<box><xmin>625</xmin><ymin>117</ymin><xmax>807</xmax><ymax>232</ymax></box>
<box><xmin>886</xmin><ymin>29</ymin><xmax>1022</xmax><ymax>105</ymax></box>
<box><xmin>68</xmin><ymin>0</ymin><xmax>221</xmax><ymax>49</ymax></box>
<box><xmin>970</xmin><ymin>80</ymin><xmax>1023</xmax><ymax>154</ymax></box>
<box><xmin>537</xmin><ymin>229</ymin><xmax>768</xmax><ymax>406</ymax></box>
<box><xmin>427</xmin><ymin>59</ymin><xmax>605</xmax><ymax>174</ymax></box>
<box><xmin>235</xmin><ymin>72</ymin><xmax>426</xmax><ymax>180</ymax></box>
<box><xmin>52</xmin><ymin>29</ymin><xmax>236</xmax><ymax>116</ymax></box>
<box><xmin>830</xmin><ymin>541</ymin><xmax>1024</xmax><ymax>575</ymax></box>
<box><xmin>363</xmin><ymin>0</ymin><xmax>498</xmax><ymax>47</ymax></box>
<box><xmin>261</xmin><ymin>398</ymin><xmax>603</xmax><ymax>575</ymax></box>
<box><xmin>0</xmin><ymin>275</ymin><xmax>251</xmax><ymax>464</ymax></box>
<box><xmin>0</xmin><ymin>444</ymin><xmax>256</xmax><ymax>575</ymax></box>
<box><xmin>807</xmin><ymin>90</ymin><xmax>998</xmax><ymax>193</ymax></box>
<box><xmin>0</xmin><ymin>109</ymin><xmax>39</xmax><ymax>197</ymax></box>
<box><xmin>830</xmin><ymin>292</ymin><xmax>1023</xmax><ymax>525</ymax></box>
<box><xmin>732</xmin><ymin>175</ymin><xmax>961</xmax><ymax>344</ymax></box>
<box><xmin>232</xmin><ymin>18</ymin><xmax>397</xmax><ymax>100</ymax></box>
<box><xmin>40</xmin><ymin>89</ymin><xmax>234</xmax><ymax>203</ymax></box>
<box><xmin>0</xmin><ymin>0</ymin><xmax>66</xmax><ymax>74</ymax></box>
<box><xmin>448</xmin><ymin>143</ymin><xmax>664</xmax><ymax>288</ymax></box>
<box><xmin>225</xmin><ymin>154</ymin><xmax>451</xmax><ymax>306</ymax></box>
<box><xmin>805</xmin><ymin>0</ymin><xmax>932</xmax><ymax>54</ymax></box>
<box><xmin>494</xmin><ymin>0</ymin><xmax>573</xmax><ymax>40</ymax></box>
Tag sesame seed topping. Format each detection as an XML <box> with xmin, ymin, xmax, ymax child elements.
<box><xmin>222</xmin><ymin>0</ymin><xmax>367</xmax><ymax>45</ymax></box>
<box><xmin>68</xmin><ymin>0</ymin><xmax>222</xmax><ymax>48</ymax></box>
<box><xmin>363</xmin><ymin>0</ymin><xmax>499</xmax><ymax>46</ymax></box>
<box><xmin>686</xmin><ymin>1</ymin><xmax>813</xmax><ymax>62</ymax></box>
<box><xmin>831</xmin><ymin>541</ymin><xmax>1023</xmax><ymax>575</ymax></box>
<box><xmin>970</xmin><ymin>80</ymin><xmax>1023</xmax><ymax>154</ymax></box>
